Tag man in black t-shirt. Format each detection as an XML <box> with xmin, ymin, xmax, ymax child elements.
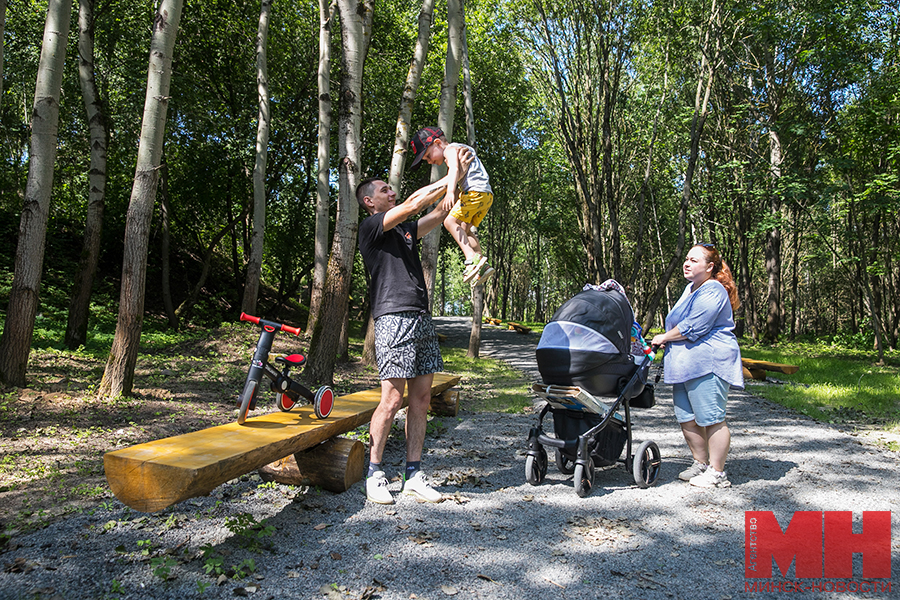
<box><xmin>355</xmin><ymin>158</ymin><xmax>470</xmax><ymax>505</ymax></box>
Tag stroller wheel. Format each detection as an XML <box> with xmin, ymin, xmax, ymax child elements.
<box><xmin>525</xmin><ymin>447</ymin><xmax>548</xmax><ymax>485</ymax></box>
<box><xmin>555</xmin><ymin>448</ymin><xmax>575</xmax><ymax>475</ymax></box>
<box><xmin>633</xmin><ymin>440</ymin><xmax>661</xmax><ymax>488</ymax></box>
<box><xmin>574</xmin><ymin>457</ymin><xmax>595</xmax><ymax>498</ymax></box>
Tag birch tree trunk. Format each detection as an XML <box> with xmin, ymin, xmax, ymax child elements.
<box><xmin>460</xmin><ymin>19</ymin><xmax>483</xmax><ymax>358</ymax></box>
<box><xmin>0</xmin><ymin>0</ymin><xmax>72</xmax><ymax>387</ymax></box>
<box><xmin>387</xmin><ymin>0</ymin><xmax>435</xmax><ymax>189</ymax></box>
<box><xmin>242</xmin><ymin>0</ymin><xmax>272</xmax><ymax>315</ymax></box>
<box><xmin>421</xmin><ymin>0</ymin><xmax>464</xmax><ymax>306</ymax></box>
<box><xmin>306</xmin><ymin>0</ymin><xmax>336</xmax><ymax>339</ymax></box>
<box><xmin>98</xmin><ymin>0</ymin><xmax>183</xmax><ymax>398</ymax></box>
<box><xmin>361</xmin><ymin>0</ymin><xmax>435</xmax><ymax>365</ymax></box>
<box><xmin>65</xmin><ymin>0</ymin><xmax>109</xmax><ymax>349</ymax></box>
<box><xmin>304</xmin><ymin>0</ymin><xmax>372</xmax><ymax>385</ymax></box>
<box><xmin>0</xmin><ymin>0</ymin><xmax>6</xmax><ymax>109</ymax></box>
<box><xmin>159</xmin><ymin>156</ymin><xmax>177</xmax><ymax>327</ymax></box>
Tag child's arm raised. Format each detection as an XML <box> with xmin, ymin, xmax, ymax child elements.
<box><xmin>440</xmin><ymin>144</ymin><xmax>469</xmax><ymax>212</ymax></box>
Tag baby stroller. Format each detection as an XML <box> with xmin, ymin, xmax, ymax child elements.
<box><xmin>525</xmin><ymin>282</ymin><xmax>661</xmax><ymax>497</ymax></box>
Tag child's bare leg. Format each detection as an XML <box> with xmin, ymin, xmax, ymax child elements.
<box><xmin>444</xmin><ymin>215</ymin><xmax>478</xmax><ymax>261</ymax></box>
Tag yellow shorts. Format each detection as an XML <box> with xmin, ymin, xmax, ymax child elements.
<box><xmin>449</xmin><ymin>191</ymin><xmax>493</xmax><ymax>227</ymax></box>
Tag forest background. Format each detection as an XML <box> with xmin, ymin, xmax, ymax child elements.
<box><xmin>1</xmin><ymin>0</ymin><xmax>899</xmax><ymax>395</ymax></box>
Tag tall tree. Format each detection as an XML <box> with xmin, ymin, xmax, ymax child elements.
<box><xmin>0</xmin><ymin>0</ymin><xmax>72</xmax><ymax>387</ymax></box>
<box><xmin>65</xmin><ymin>0</ymin><xmax>109</xmax><ymax>350</ymax></box>
<box><xmin>306</xmin><ymin>0</ymin><xmax>336</xmax><ymax>338</ymax></box>
<box><xmin>98</xmin><ymin>0</ymin><xmax>183</xmax><ymax>398</ymax></box>
<box><xmin>387</xmin><ymin>0</ymin><xmax>435</xmax><ymax>189</ymax></box>
<box><xmin>0</xmin><ymin>0</ymin><xmax>6</xmax><ymax>109</ymax></box>
<box><xmin>242</xmin><ymin>0</ymin><xmax>273</xmax><ymax>315</ymax></box>
<box><xmin>304</xmin><ymin>0</ymin><xmax>373</xmax><ymax>385</ymax></box>
<box><xmin>421</xmin><ymin>0</ymin><xmax>464</xmax><ymax>305</ymax></box>
<box><xmin>641</xmin><ymin>0</ymin><xmax>723</xmax><ymax>332</ymax></box>
<box><xmin>526</xmin><ymin>0</ymin><xmax>638</xmax><ymax>284</ymax></box>
<box><xmin>460</xmin><ymin>16</ymin><xmax>484</xmax><ymax>358</ymax></box>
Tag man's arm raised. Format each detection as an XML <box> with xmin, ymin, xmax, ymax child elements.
<box><xmin>380</xmin><ymin>176</ymin><xmax>452</xmax><ymax>233</ymax></box>
<box><xmin>381</xmin><ymin>148</ymin><xmax>473</xmax><ymax>234</ymax></box>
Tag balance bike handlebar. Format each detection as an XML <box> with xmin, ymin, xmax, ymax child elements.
<box><xmin>240</xmin><ymin>313</ymin><xmax>302</xmax><ymax>336</ymax></box>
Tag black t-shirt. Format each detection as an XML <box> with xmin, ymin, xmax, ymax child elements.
<box><xmin>358</xmin><ymin>212</ymin><xmax>429</xmax><ymax>319</ymax></box>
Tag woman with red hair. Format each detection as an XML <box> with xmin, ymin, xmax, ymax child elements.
<box><xmin>651</xmin><ymin>243</ymin><xmax>743</xmax><ymax>488</ymax></box>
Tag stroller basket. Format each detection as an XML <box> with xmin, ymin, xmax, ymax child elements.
<box><xmin>531</xmin><ymin>383</ymin><xmax>615</xmax><ymax>416</ymax></box>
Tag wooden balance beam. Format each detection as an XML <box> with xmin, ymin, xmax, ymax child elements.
<box><xmin>104</xmin><ymin>373</ymin><xmax>460</xmax><ymax>512</ymax></box>
<box><xmin>741</xmin><ymin>358</ymin><xmax>799</xmax><ymax>380</ymax></box>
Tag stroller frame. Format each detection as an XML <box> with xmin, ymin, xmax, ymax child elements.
<box><xmin>525</xmin><ymin>352</ymin><xmax>661</xmax><ymax>497</ymax></box>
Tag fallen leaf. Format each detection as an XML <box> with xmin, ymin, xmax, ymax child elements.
<box><xmin>441</xmin><ymin>585</ymin><xmax>458</xmax><ymax>595</ymax></box>
<box><xmin>330</xmin><ymin>552</ymin><xmax>342</xmax><ymax>560</ymax></box>
<box><xmin>313</xmin><ymin>523</ymin><xmax>329</xmax><ymax>531</ymax></box>
<box><xmin>476</xmin><ymin>574</ymin><xmax>497</xmax><ymax>583</ymax></box>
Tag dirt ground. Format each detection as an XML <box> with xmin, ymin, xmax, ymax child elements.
<box><xmin>0</xmin><ymin>324</ymin><xmax>382</xmax><ymax>541</ymax></box>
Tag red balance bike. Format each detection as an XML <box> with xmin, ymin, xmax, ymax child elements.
<box><xmin>237</xmin><ymin>313</ymin><xmax>335</xmax><ymax>425</ymax></box>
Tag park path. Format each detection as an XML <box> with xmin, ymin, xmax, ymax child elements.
<box><xmin>1</xmin><ymin>317</ymin><xmax>898</xmax><ymax>600</ymax></box>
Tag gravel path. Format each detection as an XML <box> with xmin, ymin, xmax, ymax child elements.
<box><xmin>1</xmin><ymin>317</ymin><xmax>898</xmax><ymax>600</ymax></box>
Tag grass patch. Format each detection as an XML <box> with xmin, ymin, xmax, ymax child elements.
<box><xmin>739</xmin><ymin>341</ymin><xmax>900</xmax><ymax>430</ymax></box>
<box><xmin>440</xmin><ymin>347</ymin><xmax>531</xmax><ymax>413</ymax></box>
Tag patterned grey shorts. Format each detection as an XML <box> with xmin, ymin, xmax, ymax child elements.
<box><xmin>374</xmin><ymin>311</ymin><xmax>444</xmax><ymax>380</ymax></box>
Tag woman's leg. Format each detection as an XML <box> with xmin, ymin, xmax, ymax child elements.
<box><xmin>679</xmin><ymin>420</ymin><xmax>710</xmax><ymax>464</ymax></box>
<box><xmin>706</xmin><ymin>420</ymin><xmax>731</xmax><ymax>472</ymax></box>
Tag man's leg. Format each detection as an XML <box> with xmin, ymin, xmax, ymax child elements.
<box><xmin>400</xmin><ymin>372</ymin><xmax>443</xmax><ymax>502</ymax></box>
<box><xmin>369</xmin><ymin>378</ymin><xmax>406</xmax><ymax>465</ymax></box>
<box><xmin>403</xmin><ymin>373</ymin><xmax>434</xmax><ymax>464</ymax></box>
<box><xmin>365</xmin><ymin>378</ymin><xmax>406</xmax><ymax>505</ymax></box>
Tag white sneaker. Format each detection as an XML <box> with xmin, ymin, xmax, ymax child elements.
<box><xmin>690</xmin><ymin>468</ymin><xmax>731</xmax><ymax>488</ymax></box>
<box><xmin>401</xmin><ymin>471</ymin><xmax>443</xmax><ymax>503</ymax></box>
<box><xmin>366</xmin><ymin>471</ymin><xmax>394</xmax><ymax>504</ymax></box>
<box><xmin>679</xmin><ymin>460</ymin><xmax>708</xmax><ymax>481</ymax></box>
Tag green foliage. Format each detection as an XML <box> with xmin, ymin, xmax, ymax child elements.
<box><xmin>224</xmin><ymin>513</ymin><xmax>276</xmax><ymax>551</ymax></box>
<box><xmin>740</xmin><ymin>341</ymin><xmax>900</xmax><ymax>429</ymax></box>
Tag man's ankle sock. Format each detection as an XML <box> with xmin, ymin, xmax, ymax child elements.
<box><xmin>404</xmin><ymin>461</ymin><xmax>420</xmax><ymax>480</ymax></box>
<box><xmin>367</xmin><ymin>462</ymin><xmax>382</xmax><ymax>478</ymax></box>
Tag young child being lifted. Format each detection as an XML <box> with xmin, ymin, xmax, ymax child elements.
<box><xmin>408</xmin><ymin>126</ymin><xmax>495</xmax><ymax>286</ymax></box>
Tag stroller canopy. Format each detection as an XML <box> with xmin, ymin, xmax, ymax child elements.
<box><xmin>536</xmin><ymin>285</ymin><xmax>635</xmax><ymax>394</ymax></box>
<box><xmin>538</xmin><ymin>287</ymin><xmax>633</xmax><ymax>356</ymax></box>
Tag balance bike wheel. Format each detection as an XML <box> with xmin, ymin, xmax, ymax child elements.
<box><xmin>314</xmin><ymin>386</ymin><xmax>334</xmax><ymax>419</ymax></box>
<box><xmin>237</xmin><ymin>380</ymin><xmax>258</xmax><ymax>425</ymax></box>
<box><xmin>276</xmin><ymin>392</ymin><xmax>296</xmax><ymax>412</ymax></box>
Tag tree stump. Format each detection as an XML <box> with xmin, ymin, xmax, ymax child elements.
<box><xmin>258</xmin><ymin>437</ymin><xmax>365</xmax><ymax>493</ymax></box>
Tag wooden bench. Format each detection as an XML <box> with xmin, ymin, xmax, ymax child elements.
<box><xmin>741</xmin><ymin>358</ymin><xmax>799</xmax><ymax>381</ymax></box>
<box><xmin>104</xmin><ymin>373</ymin><xmax>460</xmax><ymax>512</ymax></box>
<box><xmin>507</xmin><ymin>321</ymin><xmax>532</xmax><ymax>334</ymax></box>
